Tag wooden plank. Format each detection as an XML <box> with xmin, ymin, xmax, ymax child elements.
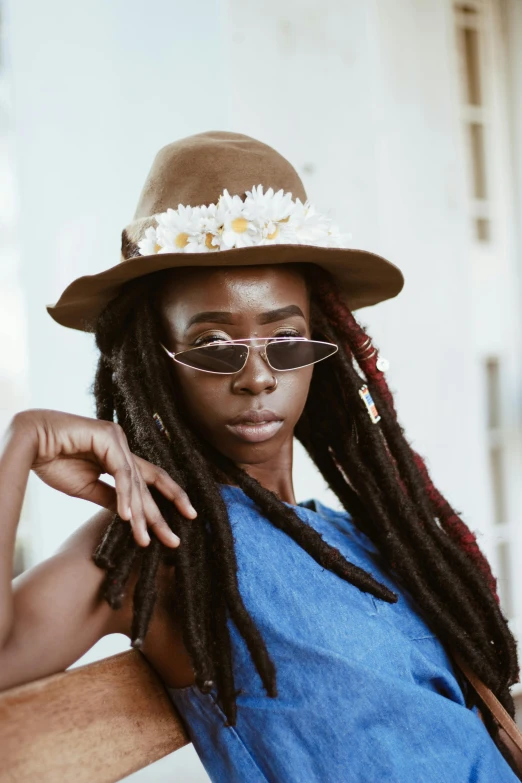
<box><xmin>0</xmin><ymin>650</ymin><xmax>190</xmax><ymax>783</ymax></box>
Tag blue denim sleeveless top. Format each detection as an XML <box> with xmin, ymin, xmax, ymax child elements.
<box><xmin>165</xmin><ymin>484</ymin><xmax>518</xmax><ymax>782</ymax></box>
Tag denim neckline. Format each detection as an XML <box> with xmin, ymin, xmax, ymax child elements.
<box><xmin>217</xmin><ymin>482</ymin><xmax>342</xmax><ymax>519</ymax></box>
<box><xmin>218</xmin><ymin>482</ymin><xmax>313</xmax><ymax>507</ymax></box>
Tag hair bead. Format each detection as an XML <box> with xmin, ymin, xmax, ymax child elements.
<box><xmin>359</xmin><ymin>385</ymin><xmax>381</xmax><ymax>424</ymax></box>
<box><xmin>153</xmin><ymin>412</ymin><xmax>171</xmax><ymax>442</ymax></box>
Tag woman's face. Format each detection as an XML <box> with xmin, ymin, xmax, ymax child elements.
<box><xmin>155</xmin><ymin>264</ymin><xmax>313</xmax><ymax>465</ymax></box>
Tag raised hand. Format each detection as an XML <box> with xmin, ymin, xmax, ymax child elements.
<box><xmin>12</xmin><ymin>409</ymin><xmax>197</xmax><ymax>548</ymax></box>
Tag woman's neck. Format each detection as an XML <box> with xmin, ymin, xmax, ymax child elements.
<box><xmin>226</xmin><ymin>438</ymin><xmax>296</xmax><ymax>505</ymax></box>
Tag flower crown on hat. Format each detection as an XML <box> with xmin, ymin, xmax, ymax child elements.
<box><xmin>137</xmin><ymin>184</ymin><xmax>352</xmax><ymax>256</ymax></box>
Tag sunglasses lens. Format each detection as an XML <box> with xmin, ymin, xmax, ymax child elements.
<box><xmin>176</xmin><ymin>344</ymin><xmax>248</xmax><ymax>373</ymax></box>
<box><xmin>266</xmin><ymin>339</ymin><xmax>337</xmax><ymax>370</ymax></box>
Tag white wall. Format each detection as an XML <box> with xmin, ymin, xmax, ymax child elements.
<box><xmin>0</xmin><ymin>17</ymin><xmax>31</xmax><ymax>566</ymax></box>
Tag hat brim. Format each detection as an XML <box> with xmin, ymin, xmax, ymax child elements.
<box><xmin>46</xmin><ymin>244</ymin><xmax>405</xmax><ymax>331</ymax></box>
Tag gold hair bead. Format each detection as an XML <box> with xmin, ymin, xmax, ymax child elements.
<box><xmin>153</xmin><ymin>412</ymin><xmax>171</xmax><ymax>442</ymax></box>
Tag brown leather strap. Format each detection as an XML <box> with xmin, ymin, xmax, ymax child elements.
<box><xmin>451</xmin><ymin>648</ymin><xmax>522</xmax><ymax>751</ymax></box>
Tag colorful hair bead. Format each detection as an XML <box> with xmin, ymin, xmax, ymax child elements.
<box><xmin>153</xmin><ymin>412</ymin><xmax>171</xmax><ymax>442</ymax></box>
<box><xmin>359</xmin><ymin>385</ymin><xmax>381</xmax><ymax>424</ymax></box>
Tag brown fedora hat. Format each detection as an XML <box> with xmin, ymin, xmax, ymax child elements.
<box><xmin>46</xmin><ymin>130</ymin><xmax>404</xmax><ymax>332</ymax></box>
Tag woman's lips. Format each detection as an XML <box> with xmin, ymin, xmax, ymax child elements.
<box><xmin>225</xmin><ymin>420</ymin><xmax>284</xmax><ymax>443</ymax></box>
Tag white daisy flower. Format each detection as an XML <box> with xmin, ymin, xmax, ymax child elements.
<box><xmin>286</xmin><ymin>199</ymin><xmax>331</xmax><ymax>245</ymax></box>
<box><xmin>219</xmin><ymin>189</ymin><xmax>262</xmax><ymax>248</ymax></box>
<box><xmin>244</xmin><ymin>185</ymin><xmax>294</xmax><ymax>244</ymax></box>
<box><xmin>136</xmin><ymin>185</ymin><xmax>354</xmax><ymax>256</ymax></box>
<box><xmin>195</xmin><ymin>203</ymin><xmax>223</xmax><ymax>251</ymax></box>
<box><xmin>155</xmin><ymin>205</ymin><xmax>203</xmax><ymax>253</ymax></box>
<box><xmin>138</xmin><ymin>226</ymin><xmax>161</xmax><ymax>255</ymax></box>
<box><xmin>174</xmin><ymin>203</ymin><xmax>223</xmax><ymax>253</ymax></box>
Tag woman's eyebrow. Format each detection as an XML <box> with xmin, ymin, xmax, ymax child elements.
<box><xmin>186</xmin><ymin>305</ymin><xmax>305</xmax><ymax>328</ymax></box>
<box><xmin>257</xmin><ymin>305</ymin><xmax>305</xmax><ymax>324</ymax></box>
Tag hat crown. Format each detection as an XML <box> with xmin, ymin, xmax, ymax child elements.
<box><xmin>133</xmin><ymin>130</ymin><xmax>308</xmax><ymax>220</ymax></box>
<box><xmin>46</xmin><ymin>130</ymin><xmax>405</xmax><ymax>331</ymax></box>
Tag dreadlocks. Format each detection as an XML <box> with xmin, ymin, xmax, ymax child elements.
<box><xmin>90</xmin><ymin>263</ymin><xmax>520</xmax><ymax>773</ymax></box>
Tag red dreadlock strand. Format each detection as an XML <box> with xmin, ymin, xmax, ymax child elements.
<box><xmin>411</xmin><ymin>451</ymin><xmax>499</xmax><ymax>602</ymax></box>
<box><xmin>312</xmin><ymin>268</ymin><xmax>500</xmax><ymax>604</ymax></box>
<box><xmin>312</xmin><ymin>277</ymin><xmax>396</xmax><ymax>411</ymax></box>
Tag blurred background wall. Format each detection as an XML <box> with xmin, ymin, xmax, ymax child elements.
<box><xmin>1</xmin><ymin>0</ymin><xmax>522</xmax><ymax>779</ymax></box>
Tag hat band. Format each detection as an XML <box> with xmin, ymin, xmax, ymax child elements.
<box><xmin>136</xmin><ymin>184</ymin><xmax>352</xmax><ymax>257</ymax></box>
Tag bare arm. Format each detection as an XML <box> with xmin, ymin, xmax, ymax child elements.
<box><xmin>0</xmin><ymin>409</ymin><xmax>196</xmax><ymax>691</ymax></box>
<box><xmin>0</xmin><ymin>508</ymin><xmax>125</xmax><ymax>690</ymax></box>
<box><xmin>0</xmin><ymin>418</ymin><xmax>125</xmax><ymax>689</ymax></box>
<box><xmin>0</xmin><ymin>416</ymin><xmax>39</xmax><ymax>647</ymax></box>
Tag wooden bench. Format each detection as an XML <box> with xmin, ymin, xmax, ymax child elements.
<box><xmin>0</xmin><ymin>650</ymin><xmax>190</xmax><ymax>783</ymax></box>
<box><xmin>2</xmin><ymin>648</ymin><xmax>521</xmax><ymax>781</ymax></box>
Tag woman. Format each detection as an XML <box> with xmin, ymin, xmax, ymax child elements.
<box><xmin>1</xmin><ymin>131</ymin><xmax>520</xmax><ymax>781</ymax></box>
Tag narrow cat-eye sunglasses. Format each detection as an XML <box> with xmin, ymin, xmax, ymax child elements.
<box><xmin>159</xmin><ymin>336</ymin><xmax>339</xmax><ymax>375</ymax></box>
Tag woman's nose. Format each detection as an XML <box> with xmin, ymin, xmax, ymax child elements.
<box><xmin>231</xmin><ymin>346</ymin><xmax>277</xmax><ymax>394</ymax></box>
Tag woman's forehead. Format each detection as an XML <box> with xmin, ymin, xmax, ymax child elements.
<box><xmin>157</xmin><ymin>264</ymin><xmax>310</xmax><ymax>314</ymax></box>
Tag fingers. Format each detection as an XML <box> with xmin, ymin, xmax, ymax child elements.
<box><xmin>92</xmin><ymin>424</ymin><xmax>152</xmax><ymax>546</ymax></box>
<box><xmin>139</xmin><ymin>486</ymin><xmax>181</xmax><ymax>549</ymax></box>
<box><xmin>125</xmin><ymin>461</ymin><xmax>180</xmax><ymax>549</ymax></box>
<box><xmin>94</xmin><ymin>423</ymin><xmax>196</xmax><ymax>550</ymax></box>
<box><xmin>134</xmin><ymin>454</ymin><xmax>198</xmax><ymax>520</ymax></box>
<box><xmin>126</xmin><ymin>464</ymin><xmax>152</xmax><ymax>548</ymax></box>
<box><xmin>111</xmin><ymin>455</ymin><xmax>136</xmax><ymax>524</ymax></box>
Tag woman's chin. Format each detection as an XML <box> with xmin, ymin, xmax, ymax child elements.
<box><xmin>214</xmin><ymin>429</ymin><xmax>290</xmax><ymax>465</ymax></box>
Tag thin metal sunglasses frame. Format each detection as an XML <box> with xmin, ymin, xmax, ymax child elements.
<box><xmin>159</xmin><ymin>336</ymin><xmax>339</xmax><ymax>375</ymax></box>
